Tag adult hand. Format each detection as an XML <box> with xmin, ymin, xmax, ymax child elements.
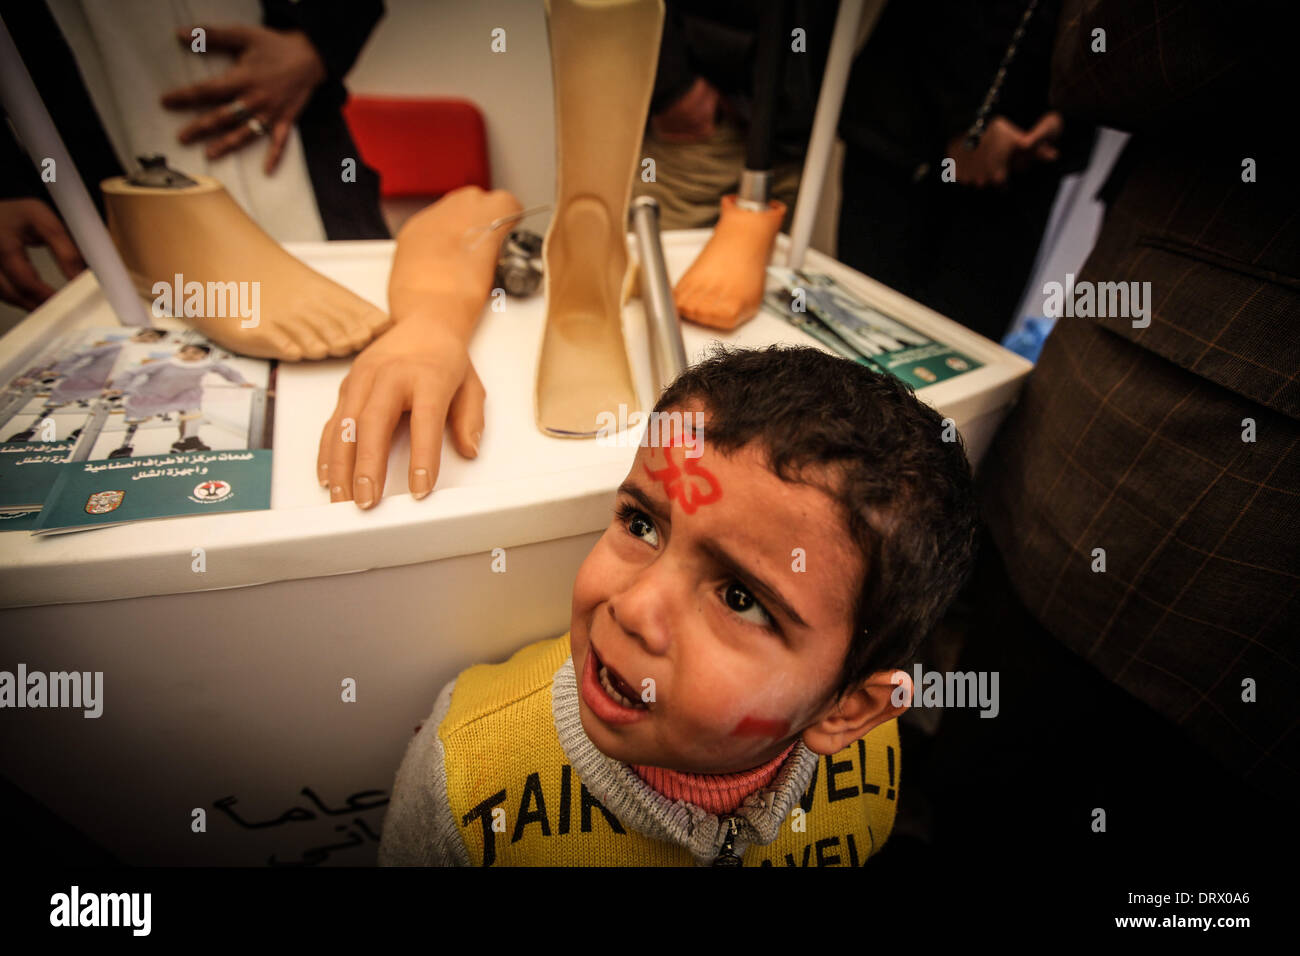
<box><xmin>0</xmin><ymin>199</ymin><xmax>85</xmax><ymax>309</ymax></box>
<box><xmin>317</xmin><ymin>320</ymin><xmax>485</xmax><ymax>509</ymax></box>
<box><xmin>651</xmin><ymin>76</ymin><xmax>721</xmax><ymax>144</ymax></box>
<box><xmin>947</xmin><ymin>111</ymin><xmax>1063</xmax><ymax>187</ymax></box>
<box><xmin>161</xmin><ymin>24</ymin><xmax>327</xmax><ymax>174</ymax></box>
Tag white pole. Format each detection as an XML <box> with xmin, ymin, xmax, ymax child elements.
<box><xmin>786</xmin><ymin>0</ymin><xmax>865</xmax><ymax>271</ymax></box>
<box><xmin>0</xmin><ymin>14</ymin><xmax>151</xmax><ymax>326</ymax></box>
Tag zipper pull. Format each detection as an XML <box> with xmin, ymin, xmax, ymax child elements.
<box><xmin>712</xmin><ymin>817</ymin><xmax>743</xmax><ymax>867</ymax></box>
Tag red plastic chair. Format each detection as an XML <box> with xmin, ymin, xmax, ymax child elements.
<box><xmin>342</xmin><ymin>96</ymin><xmax>491</xmax><ymax>198</ymax></box>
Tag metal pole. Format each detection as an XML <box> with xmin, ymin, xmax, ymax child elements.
<box><xmin>0</xmin><ymin>14</ymin><xmax>151</xmax><ymax>326</ymax></box>
<box><xmin>630</xmin><ymin>197</ymin><xmax>688</xmax><ymax>394</ymax></box>
<box><xmin>786</xmin><ymin>0</ymin><xmax>865</xmax><ymax>271</ymax></box>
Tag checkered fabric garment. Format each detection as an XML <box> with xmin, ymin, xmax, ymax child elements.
<box><xmin>979</xmin><ymin>0</ymin><xmax>1298</xmax><ymax>798</ymax></box>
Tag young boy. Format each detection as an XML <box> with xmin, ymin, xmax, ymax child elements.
<box><xmin>379</xmin><ymin>345</ymin><xmax>978</xmax><ymax>866</ymax></box>
<box><xmin>5</xmin><ymin>328</ymin><xmax>167</xmax><ymax>442</ymax></box>
<box><xmin>104</xmin><ymin>343</ymin><xmax>252</xmax><ymax>456</ymax></box>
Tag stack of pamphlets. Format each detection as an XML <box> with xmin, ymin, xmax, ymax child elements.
<box><xmin>0</xmin><ymin>326</ymin><xmax>274</xmax><ymax>533</ymax></box>
<box><xmin>763</xmin><ymin>268</ymin><xmax>983</xmax><ymax>389</ymax></box>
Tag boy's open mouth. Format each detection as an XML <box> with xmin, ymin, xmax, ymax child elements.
<box><xmin>588</xmin><ymin>645</ymin><xmax>650</xmax><ymax>713</ymax></box>
<box><xmin>599</xmin><ymin>659</ymin><xmax>647</xmax><ymax>710</ymax></box>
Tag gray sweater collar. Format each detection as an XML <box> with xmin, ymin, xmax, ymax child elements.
<box><xmin>551</xmin><ymin>655</ymin><xmax>819</xmax><ymax>865</ymax></box>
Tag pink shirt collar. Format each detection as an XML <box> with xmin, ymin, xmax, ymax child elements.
<box><xmin>631</xmin><ymin>741</ymin><xmax>799</xmax><ymax>815</ymax></box>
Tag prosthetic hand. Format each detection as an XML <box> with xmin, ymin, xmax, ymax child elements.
<box><xmin>317</xmin><ymin>185</ymin><xmax>522</xmax><ymax>507</ymax></box>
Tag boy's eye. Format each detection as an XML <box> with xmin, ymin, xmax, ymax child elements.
<box><xmin>723</xmin><ymin>582</ymin><xmax>774</xmax><ymax>628</ymax></box>
<box><xmin>616</xmin><ymin>504</ymin><xmax>659</xmax><ymax>546</ymax></box>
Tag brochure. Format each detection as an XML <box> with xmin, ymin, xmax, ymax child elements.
<box><xmin>763</xmin><ymin>268</ymin><xmax>983</xmax><ymax>388</ymax></box>
<box><xmin>0</xmin><ymin>326</ymin><xmax>274</xmax><ymax>533</ymax></box>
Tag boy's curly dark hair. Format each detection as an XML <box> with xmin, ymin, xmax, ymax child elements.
<box><xmin>655</xmin><ymin>344</ymin><xmax>979</xmax><ymax>698</ymax></box>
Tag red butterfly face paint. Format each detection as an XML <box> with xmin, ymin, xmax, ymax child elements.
<box><xmin>643</xmin><ymin>442</ymin><xmax>721</xmax><ymax>515</ymax></box>
<box><xmin>731</xmin><ymin>715</ymin><xmax>790</xmax><ymax>738</ymax></box>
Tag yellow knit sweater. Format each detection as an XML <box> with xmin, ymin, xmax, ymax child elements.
<box><xmin>380</xmin><ymin>633</ymin><xmax>900</xmax><ymax>866</ymax></box>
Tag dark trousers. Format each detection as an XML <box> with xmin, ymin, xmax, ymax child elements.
<box><xmin>884</xmin><ymin>528</ymin><xmax>1292</xmax><ymax>888</ymax></box>
<box><xmin>837</xmin><ymin>148</ymin><xmax>1061</xmax><ymax>344</ymax></box>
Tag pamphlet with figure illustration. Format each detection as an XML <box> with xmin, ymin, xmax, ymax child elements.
<box><xmin>763</xmin><ymin>268</ymin><xmax>983</xmax><ymax>389</ymax></box>
<box><xmin>0</xmin><ymin>326</ymin><xmax>274</xmax><ymax>533</ymax></box>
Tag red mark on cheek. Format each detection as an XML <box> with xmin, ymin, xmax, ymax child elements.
<box><xmin>731</xmin><ymin>715</ymin><xmax>790</xmax><ymax>738</ymax></box>
<box><xmin>644</xmin><ymin>444</ymin><xmax>721</xmax><ymax>515</ymax></box>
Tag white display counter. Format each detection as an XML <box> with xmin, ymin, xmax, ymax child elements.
<box><xmin>0</xmin><ymin>232</ymin><xmax>1032</xmax><ymax>865</ymax></box>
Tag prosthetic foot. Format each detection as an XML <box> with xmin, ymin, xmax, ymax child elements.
<box><xmin>102</xmin><ymin>168</ymin><xmax>390</xmax><ymax>362</ymax></box>
<box><xmin>674</xmin><ymin>195</ymin><xmax>786</xmax><ymax>330</ymax></box>
<box><xmin>535</xmin><ymin>0</ymin><xmax>664</xmax><ymax>437</ymax></box>
<box><xmin>108</xmin><ymin>445</ymin><xmax>133</xmax><ymax>458</ymax></box>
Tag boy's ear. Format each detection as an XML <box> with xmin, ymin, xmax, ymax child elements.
<box><xmin>801</xmin><ymin>668</ymin><xmax>912</xmax><ymax>756</ymax></box>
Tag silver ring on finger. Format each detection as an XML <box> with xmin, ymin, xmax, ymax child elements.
<box><xmin>227</xmin><ymin>98</ymin><xmax>252</xmax><ymax>122</ymax></box>
<box><xmin>246</xmin><ymin>117</ymin><xmax>268</xmax><ymax>137</ymax></box>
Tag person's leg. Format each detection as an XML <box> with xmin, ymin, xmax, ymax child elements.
<box><xmin>921</xmin><ymin>167</ymin><xmax>1062</xmax><ymax>342</ymax></box>
<box><xmin>837</xmin><ymin>147</ymin><xmax>934</xmax><ymax>298</ymax></box>
<box><xmin>110</xmin><ymin>418</ymin><xmax>142</xmax><ymax>457</ymax></box>
<box><xmin>6</xmin><ymin>401</ymin><xmax>59</xmax><ymax>441</ymax></box>
<box><xmin>926</xmin><ymin>529</ymin><xmax>1287</xmax><ymax>879</ymax></box>
<box><xmin>171</xmin><ymin>412</ymin><xmax>208</xmax><ymax>453</ymax></box>
<box><xmin>667</xmin><ymin>124</ymin><xmax>800</xmax><ymax>331</ymax></box>
<box><xmin>633</xmin><ymin>118</ymin><xmax>747</xmax><ymax>231</ymax></box>
<box><xmin>769</xmin><ymin>155</ymin><xmax>803</xmax><ymax>233</ymax></box>
<box><xmin>535</xmin><ymin>0</ymin><xmax>662</xmax><ymax>438</ymax></box>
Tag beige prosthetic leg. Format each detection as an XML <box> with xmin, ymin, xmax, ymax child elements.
<box><xmin>535</xmin><ymin>0</ymin><xmax>664</xmax><ymax>437</ymax></box>
<box><xmin>102</xmin><ymin>176</ymin><xmax>390</xmax><ymax>361</ymax></box>
<box><xmin>673</xmin><ymin>194</ymin><xmax>786</xmax><ymax>331</ymax></box>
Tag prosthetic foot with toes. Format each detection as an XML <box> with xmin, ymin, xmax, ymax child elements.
<box><xmin>102</xmin><ymin>175</ymin><xmax>391</xmax><ymax>361</ymax></box>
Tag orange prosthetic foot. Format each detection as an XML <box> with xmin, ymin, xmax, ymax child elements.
<box><xmin>674</xmin><ymin>194</ymin><xmax>786</xmax><ymax>331</ymax></box>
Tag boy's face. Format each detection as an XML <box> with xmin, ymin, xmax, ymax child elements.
<box><xmin>178</xmin><ymin>346</ymin><xmax>205</xmax><ymax>361</ymax></box>
<box><xmin>570</xmin><ymin>411</ymin><xmax>864</xmax><ymax>775</ymax></box>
